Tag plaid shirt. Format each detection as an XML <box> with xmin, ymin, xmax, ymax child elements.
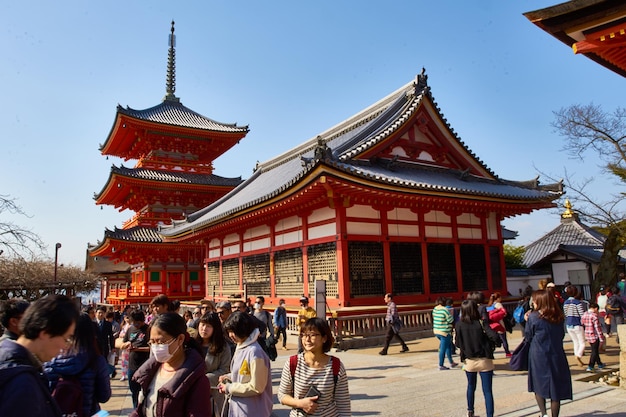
<box><xmin>581</xmin><ymin>310</ymin><xmax>605</xmax><ymax>344</ymax></box>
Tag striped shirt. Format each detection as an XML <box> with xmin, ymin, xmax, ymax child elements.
<box><xmin>278</xmin><ymin>354</ymin><xmax>351</xmax><ymax>417</ymax></box>
<box><xmin>563</xmin><ymin>298</ymin><xmax>584</xmax><ymax>326</ymax></box>
<box><xmin>432</xmin><ymin>305</ymin><xmax>453</xmax><ymax>336</ymax></box>
<box><xmin>581</xmin><ymin>310</ymin><xmax>604</xmax><ymax>344</ymax></box>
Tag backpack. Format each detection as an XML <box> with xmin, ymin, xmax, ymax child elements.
<box><xmin>51</xmin><ymin>375</ymin><xmax>84</xmax><ymax>417</ymax></box>
<box><xmin>289</xmin><ymin>354</ymin><xmax>341</xmax><ymax>398</ymax></box>
<box><xmin>513</xmin><ymin>304</ymin><xmax>526</xmax><ymax>324</ymax></box>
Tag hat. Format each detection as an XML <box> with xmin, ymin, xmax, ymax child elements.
<box><xmin>299</xmin><ymin>296</ymin><xmax>309</xmax><ymax>303</ymax></box>
<box><xmin>216</xmin><ymin>301</ymin><xmax>231</xmax><ymax>310</ymax></box>
<box><xmin>546</xmin><ymin>282</ymin><xmax>556</xmax><ymax>288</ymax></box>
<box><xmin>600</xmin><ymin>286</ymin><xmax>606</xmax><ymax>291</ymax></box>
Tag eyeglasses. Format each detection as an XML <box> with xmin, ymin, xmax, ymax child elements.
<box><xmin>63</xmin><ymin>335</ymin><xmax>75</xmax><ymax>346</ymax></box>
<box><xmin>301</xmin><ymin>333</ymin><xmax>321</xmax><ymax>339</ymax></box>
<box><xmin>193</xmin><ymin>312</ymin><xmax>201</xmax><ymax>316</ymax></box>
<box><xmin>216</xmin><ymin>310</ymin><xmax>225</xmax><ymax>315</ymax></box>
<box><xmin>147</xmin><ymin>337</ymin><xmax>175</xmax><ymax>347</ymax></box>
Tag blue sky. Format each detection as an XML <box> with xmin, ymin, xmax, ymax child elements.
<box><xmin>1</xmin><ymin>1</ymin><xmax>624</xmax><ymax>266</ymax></box>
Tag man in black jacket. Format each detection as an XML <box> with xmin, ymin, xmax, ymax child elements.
<box><xmin>95</xmin><ymin>306</ymin><xmax>115</xmax><ymax>377</ymax></box>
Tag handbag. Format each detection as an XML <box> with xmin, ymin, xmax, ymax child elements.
<box><xmin>509</xmin><ymin>338</ymin><xmax>530</xmax><ymax>371</ymax></box>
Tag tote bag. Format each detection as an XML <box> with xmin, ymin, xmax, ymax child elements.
<box><xmin>509</xmin><ymin>338</ymin><xmax>530</xmax><ymax>371</ymax></box>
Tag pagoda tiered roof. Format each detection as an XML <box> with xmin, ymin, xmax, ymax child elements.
<box><xmin>161</xmin><ymin>71</ymin><xmax>563</xmax><ymax>240</ymax></box>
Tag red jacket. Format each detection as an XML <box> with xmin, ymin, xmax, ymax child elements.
<box><xmin>488</xmin><ymin>307</ymin><xmax>506</xmax><ymax>333</ymax></box>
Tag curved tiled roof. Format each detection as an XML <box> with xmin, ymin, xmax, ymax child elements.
<box><xmin>103</xmin><ymin>226</ymin><xmax>163</xmax><ymax>243</ymax></box>
<box><xmin>161</xmin><ymin>73</ymin><xmax>562</xmax><ymax>237</ymax></box>
<box><xmin>111</xmin><ymin>165</ymin><xmax>243</xmax><ymax>187</ymax></box>
<box><xmin>117</xmin><ymin>100</ymin><xmax>249</xmax><ymax>133</ymax></box>
<box><xmin>522</xmin><ymin>218</ymin><xmax>606</xmax><ymax>268</ymax></box>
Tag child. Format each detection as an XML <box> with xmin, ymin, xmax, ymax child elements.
<box><xmin>581</xmin><ymin>302</ymin><xmax>606</xmax><ymax>372</ymax></box>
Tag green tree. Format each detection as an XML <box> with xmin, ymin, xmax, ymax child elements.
<box><xmin>552</xmin><ymin>104</ymin><xmax>626</xmax><ymax>294</ymax></box>
<box><xmin>503</xmin><ymin>244</ymin><xmax>526</xmax><ymax>269</ymax></box>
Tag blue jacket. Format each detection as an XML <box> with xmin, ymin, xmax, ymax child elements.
<box><xmin>273</xmin><ymin>306</ymin><xmax>287</xmax><ymax>328</ymax></box>
<box><xmin>0</xmin><ymin>339</ymin><xmax>62</xmax><ymax>417</ymax></box>
<box><xmin>44</xmin><ymin>349</ymin><xmax>112</xmax><ymax>417</ymax></box>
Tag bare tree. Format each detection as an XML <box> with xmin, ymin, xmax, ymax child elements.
<box><xmin>552</xmin><ymin>104</ymin><xmax>626</xmax><ymax>293</ymax></box>
<box><xmin>0</xmin><ymin>195</ymin><xmax>46</xmax><ymax>259</ymax></box>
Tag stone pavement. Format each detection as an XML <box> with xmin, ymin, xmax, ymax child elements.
<box><xmin>103</xmin><ymin>328</ymin><xmax>625</xmax><ymax>417</ymax></box>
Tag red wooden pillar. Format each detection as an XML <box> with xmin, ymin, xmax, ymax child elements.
<box><xmin>335</xmin><ymin>200</ymin><xmax>350</xmax><ymax>307</ymax></box>
<box><xmin>301</xmin><ymin>212</ymin><xmax>310</xmax><ymax>298</ymax></box>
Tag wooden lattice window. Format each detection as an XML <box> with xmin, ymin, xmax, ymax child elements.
<box><xmin>427</xmin><ymin>243</ymin><xmax>457</xmax><ymax>293</ymax></box>
<box><xmin>489</xmin><ymin>246</ymin><xmax>503</xmax><ymax>290</ymax></box>
<box><xmin>390</xmin><ymin>242</ymin><xmax>424</xmax><ymax>295</ymax></box>
<box><xmin>243</xmin><ymin>253</ymin><xmax>270</xmax><ymax>296</ymax></box>
<box><xmin>348</xmin><ymin>241</ymin><xmax>384</xmax><ymax>297</ymax></box>
<box><xmin>222</xmin><ymin>259</ymin><xmax>240</xmax><ymax>295</ymax></box>
<box><xmin>307</xmin><ymin>242</ymin><xmax>338</xmax><ymax>298</ymax></box>
<box><xmin>275</xmin><ymin>248</ymin><xmax>304</xmax><ymax>297</ymax></box>
<box><xmin>460</xmin><ymin>244</ymin><xmax>487</xmax><ymax>291</ymax></box>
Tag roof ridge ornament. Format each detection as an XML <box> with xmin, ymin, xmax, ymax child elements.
<box><xmin>415</xmin><ymin>67</ymin><xmax>428</xmax><ymax>91</ymax></box>
<box><xmin>164</xmin><ymin>20</ymin><xmax>180</xmax><ymax>103</ymax></box>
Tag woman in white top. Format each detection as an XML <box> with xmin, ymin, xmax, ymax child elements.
<box><xmin>278</xmin><ymin>318</ymin><xmax>351</xmax><ymax>417</ymax></box>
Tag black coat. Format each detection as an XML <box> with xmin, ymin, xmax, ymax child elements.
<box><xmin>95</xmin><ymin>320</ymin><xmax>114</xmax><ymax>357</ymax></box>
<box><xmin>454</xmin><ymin>319</ymin><xmax>498</xmax><ymax>361</ymax></box>
<box><xmin>0</xmin><ymin>339</ymin><xmax>62</xmax><ymax>417</ymax></box>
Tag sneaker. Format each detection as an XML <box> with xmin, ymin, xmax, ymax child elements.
<box><xmin>586</xmin><ymin>367</ymin><xmax>594</xmax><ymax>372</ymax></box>
<box><xmin>379</xmin><ymin>350</ymin><xmax>387</xmax><ymax>356</ymax></box>
<box><xmin>505</xmin><ymin>353</ymin><xmax>512</xmax><ymax>358</ymax></box>
<box><xmin>282</xmin><ymin>347</ymin><xmax>288</xmax><ymax>350</ymax></box>
<box><xmin>598</xmin><ymin>364</ymin><xmax>605</xmax><ymax>370</ymax></box>
<box><xmin>401</xmin><ymin>346</ymin><xmax>409</xmax><ymax>353</ymax></box>
<box><xmin>439</xmin><ymin>365</ymin><xmax>449</xmax><ymax>370</ymax></box>
<box><xmin>119</xmin><ymin>376</ymin><xmax>126</xmax><ymax>381</ymax></box>
<box><xmin>450</xmin><ymin>362</ymin><xmax>459</xmax><ymax>368</ymax></box>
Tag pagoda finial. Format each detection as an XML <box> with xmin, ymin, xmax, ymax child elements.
<box><xmin>561</xmin><ymin>199</ymin><xmax>579</xmax><ymax>222</ymax></box>
<box><xmin>164</xmin><ymin>20</ymin><xmax>180</xmax><ymax>103</ymax></box>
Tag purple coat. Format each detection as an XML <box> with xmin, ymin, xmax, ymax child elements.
<box><xmin>130</xmin><ymin>347</ymin><xmax>211</xmax><ymax>417</ymax></box>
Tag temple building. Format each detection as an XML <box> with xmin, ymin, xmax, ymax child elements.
<box><xmin>160</xmin><ymin>70</ymin><xmax>563</xmax><ymax>310</ymax></box>
<box><xmin>525</xmin><ymin>0</ymin><xmax>626</xmax><ymax>78</ymax></box>
<box><xmin>88</xmin><ymin>22</ymin><xmax>248</xmax><ymax>306</ymax></box>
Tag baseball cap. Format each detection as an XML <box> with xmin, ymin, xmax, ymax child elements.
<box><xmin>546</xmin><ymin>282</ymin><xmax>555</xmax><ymax>288</ymax></box>
<box><xmin>299</xmin><ymin>296</ymin><xmax>309</xmax><ymax>303</ymax></box>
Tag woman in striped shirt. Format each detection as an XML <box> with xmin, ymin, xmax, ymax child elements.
<box><xmin>278</xmin><ymin>318</ymin><xmax>351</xmax><ymax>417</ymax></box>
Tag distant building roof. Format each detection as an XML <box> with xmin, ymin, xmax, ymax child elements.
<box><xmin>523</xmin><ymin>201</ymin><xmax>608</xmax><ymax>268</ymax></box>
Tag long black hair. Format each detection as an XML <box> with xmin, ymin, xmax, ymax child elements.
<box><xmin>71</xmin><ymin>313</ymin><xmax>101</xmax><ymax>358</ymax></box>
<box><xmin>195</xmin><ymin>312</ymin><xmax>226</xmax><ymax>355</ymax></box>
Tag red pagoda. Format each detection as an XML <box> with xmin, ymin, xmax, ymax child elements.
<box><xmin>88</xmin><ymin>22</ymin><xmax>249</xmax><ymax>306</ymax></box>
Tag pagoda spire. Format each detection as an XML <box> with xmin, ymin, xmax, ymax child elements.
<box><xmin>164</xmin><ymin>20</ymin><xmax>180</xmax><ymax>103</ymax></box>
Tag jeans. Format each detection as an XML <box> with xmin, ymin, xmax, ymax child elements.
<box><xmin>128</xmin><ymin>368</ymin><xmax>140</xmax><ymax>409</ymax></box>
<box><xmin>276</xmin><ymin>326</ymin><xmax>287</xmax><ymax>348</ymax></box>
<box><xmin>436</xmin><ymin>334</ymin><xmax>453</xmax><ymax>366</ymax></box>
<box><xmin>466</xmin><ymin>370</ymin><xmax>494</xmax><ymax>417</ymax></box>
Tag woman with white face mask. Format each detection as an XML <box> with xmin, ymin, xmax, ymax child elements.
<box><xmin>130</xmin><ymin>312</ymin><xmax>212</xmax><ymax>417</ymax></box>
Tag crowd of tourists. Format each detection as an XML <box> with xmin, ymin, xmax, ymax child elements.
<box><xmin>1</xmin><ymin>276</ymin><xmax>622</xmax><ymax>417</ymax></box>
<box><xmin>0</xmin><ymin>292</ymin><xmax>351</xmax><ymax>417</ymax></box>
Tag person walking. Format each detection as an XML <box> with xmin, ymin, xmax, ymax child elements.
<box><xmin>581</xmin><ymin>302</ymin><xmax>606</xmax><ymax>372</ymax></box>
<box><xmin>563</xmin><ymin>285</ymin><xmax>586</xmax><ymax>367</ymax></box>
<box><xmin>486</xmin><ymin>293</ymin><xmax>511</xmax><ymax>358</ymax></box>
<box><xmin>525</xmin><ymin>290</ymin><xmax>572</xmax><ymax>417</ymax></box>
<box><xmin>0</xmin><ymin>299</ymin><xmax>29</xmax><ymax>342</ymax></box>
<box><xmin>118</xmin><ymin>314</ymin><xmax>132</xmax><ymax>381</ymax></box>
<box><xmin>432</xmin><ymin>296</ymin><xmax>457</xmax><ymax>369</ymax></box>
<box><xmin>130</xmin><ymin>312</ymin><xmax>212</xmax><ymax>417</ymax></box>
<box><xmin>606</xmin><ymin>286</ymin><xmax>626</xmax><ymax>343</ymax></box>
<box><xmin>273</xmin><ymin>299</ymin><xmax>288</xmax><ymax>350</ymax></box>
<box><xmin>297</xmin><ymin>297</ymin><xmax>317</xmax><ymax>354</ymax></box>
<box><xmin>95</xmin><ymin>306</ymin><xmax>116</xmax><ymax>378</ymax></box>
<box><xmin>278</xmin><ymin>317</ymin><xmax>351</xmax><ymax>417</ymax></box>
<box><xmin>455</xmin><ymin>299</ymin><xmax>499</xmax><ymax>417</ymax></box>
<box><xmin>120</xmin><ymin>310</ymin><xmax>150</xmax><ymax>409</ymax></box>
<box><xmin>0</xmin><ymin>295</ymin><xmax>79</xmax><ymax>417</ymax></box>
<box><xmin>379</xmin><ymin>293</ymin><xmax>409</xmax><ymax>356</ymax></box>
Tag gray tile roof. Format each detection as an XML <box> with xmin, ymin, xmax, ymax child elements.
<box><xmin>161</xmin><ymin>74</ymin><xmax>562</xmax><ymax>237</ymax></box>
<box><xmin>557</xmin><ymin>245</ymin><xmax>626</xmax><ymax>264</ymax></box>
<box><xmin>522</xmin><ymin>218</ymin><xmax>606</xmax><ymax>268</ymax></box>
<box><xmin>103</xmin><ymin>226</ymin><xmax>163</xmax><ymax>243</ymax></box>
<box><xmin>111</xmin><ymin>165</ymin><xmax>242</xmax><ymax>186</ymax></box>
<box><xmin>117</xmin><ymin>100</ymin><xmax>249</xmax><ymax>133</ymax></box>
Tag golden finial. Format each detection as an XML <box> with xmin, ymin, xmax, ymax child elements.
<box><xmin>561</xmin><ymin>199</ymin><xmax>574</xmax><ymax>219</ymax></box>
